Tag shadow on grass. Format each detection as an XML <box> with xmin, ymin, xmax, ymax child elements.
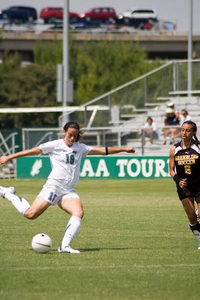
<box><xmin>49</xmin><ymin>247</ymin><xmax>129</xmax><ymax>254</ymax></box>
<box><xmin>80</xmin><ymin>247</ymin><xmax>128</xmax><ymax>252</ymax></box>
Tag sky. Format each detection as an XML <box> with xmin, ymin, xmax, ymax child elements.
<box><xmin>0</xmin><ymin>0</ymin><xmax>199</xmax><ymax>33</ymax></box>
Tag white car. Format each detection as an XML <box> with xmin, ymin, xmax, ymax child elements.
<box><xmin>118</xmin><ymin>8</ymin><xmax>157</xmax><ymax>21</ymax></box>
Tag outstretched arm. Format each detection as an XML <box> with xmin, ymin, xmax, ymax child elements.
<box><xmin>0</xmin><ymin>147</ymin><xmax>42</xmax><ymax>165</ymax></box>
<box><xmin>88</xmin><ymin>146</ymin><xmax>135</xmax><ymax>156</ymax></box>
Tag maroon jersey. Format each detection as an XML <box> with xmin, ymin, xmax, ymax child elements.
<box><xmin>174</xmin><ymin>140</ymin><xmax>200</xmax><ymax>192</ymax></box>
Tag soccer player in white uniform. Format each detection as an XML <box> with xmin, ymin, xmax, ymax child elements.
<box><xmin>0</xmin><ymin>122</ymin><xmax>135</xmax><ymax>254</ymax></box>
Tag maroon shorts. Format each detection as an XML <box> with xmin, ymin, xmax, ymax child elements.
<box><xmin>177</xmin><ymin>186</ymin><xmax>200</xmax><ymax>203</ymax></box>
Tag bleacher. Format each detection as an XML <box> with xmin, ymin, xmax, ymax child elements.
<box><xmin>116</xmin><ymin>94</ymin><xmax>200</xmax><ymax>155</ymax></box>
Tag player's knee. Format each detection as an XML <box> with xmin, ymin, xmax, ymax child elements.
<box><xmin>80</xmin><ymin>210</ymin><xmax>84</xmax><ymax>219</ymax></box>
<box><xmin>78</xmin><ymin>209</ymin><xmax>84</xmax><ymax>219</ymax></box>
<box><xmin>24</xmin><ymin>208</ymin><xmax>39</xmax><ymax>220</ymax></box>
<box><xmin>73</xmin><ymin>208</ymin><xmax>84</xmax><ymax>219</ymax></box>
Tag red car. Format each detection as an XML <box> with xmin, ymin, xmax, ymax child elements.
<box><xmin>39</xmin><ymin>7</ymin><xmax>80</xmax><ymax>23</ymax></box>
<box><xmin>80</xmin><ymin>7</ymin><xmax>117</xmax><ymax>23</ymax></box>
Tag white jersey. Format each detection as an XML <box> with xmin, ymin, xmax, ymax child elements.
<box><xmin>39</xmin><ymin>139</ymin><xmax>92</xmax><ymax>187</ymax></box>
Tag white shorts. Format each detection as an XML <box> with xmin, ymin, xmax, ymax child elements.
<box><xmin>36</xmin><ymin>179</ymin><xmax>80</xmax><ymax>205</ymax></box>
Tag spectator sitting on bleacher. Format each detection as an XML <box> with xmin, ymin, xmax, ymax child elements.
<box><xmin>180</xmin><ymin>109</ymin><xmax>192</xmax><ymax>126</ymax></box>
<box><xmin>163</xmin><ymin>107</ymin><xmax>180</xmax><ymax>144</ymax></box>
<box><xmin>166</xmin><ymin>102</ymin><xmax>180</xmax><ymax>119</ymax></box>
<box><xmin>142</xmin><ymin>117</ymin><xmax>159</xmax><ymax>145</ymax></box>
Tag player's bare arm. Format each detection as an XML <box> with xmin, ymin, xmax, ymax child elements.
<box><xmin>0</xmin><ymin>147</ymin><xmax>42</xmax><ymax>164</ymax></box>
<box><xmin>169</xmin><ymin>146</ymin><xmax>187</xmax><ymax>188</ymax></box>
<box><xmin>88</xmin><ymin>146</ymin><xmax>135</xmax><ymax>156</ymax></box>
<box><xmin>169</xmin><ymin>146</ymin><xmax>176</xmax><ymax>178</ymax></box>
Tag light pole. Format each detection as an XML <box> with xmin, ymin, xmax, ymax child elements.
<box><xmin>188</xmin><ymin>0</ymin><xmax>193</xmax><ymax>95</ymax></box>
<box><xmin>62</xmin><ymin>0</ymin><xmax>70</xmax><ymax>124</ymax></box>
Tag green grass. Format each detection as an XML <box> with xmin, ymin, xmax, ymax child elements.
<box><xmin>0</xmin><ymin>179</ymin><xmax>200</xmax><ymax>300</ymax></box>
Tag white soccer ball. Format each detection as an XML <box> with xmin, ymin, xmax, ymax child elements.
<box><xmin>31</xmin><ymin>233</ymin><xmax>52</xmax><ymax>254</ymax></box>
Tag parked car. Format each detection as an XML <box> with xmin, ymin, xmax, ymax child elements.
<box><xmin>0</xmin><ymin>9</ymin><xmax>28</xmax><ymax>24</ymax></box>
<box><xmin>161</xmin><ymin>20</ymin><xmax>177</xmax><ymax>31</ymax></box>
<box><xmin>80</xmin><ymin>7</ymin><xmax>117</xmax><ymax>23</ymax></box>
<box><xmin>118</xmin><ymin>8</ymin><xmax>158</xmax><ymax>26</ymax></box>
<box><xmin>39</xmin><ymin>7</ymin><xmax>80</xmax><ymax>23</ymax></box>
<box><xmin>1</xmin><ymin>6</ymin><xmax>37</xmax><ymax>23</ymax></box>
<box><xmin>152</xmin><ymin>19</ymin><xmax>177</xmax><ymax>33</ymax></box>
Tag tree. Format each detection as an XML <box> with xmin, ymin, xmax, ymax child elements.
<box><xmin>0</xmin><ymin>38</ymin><xmax>161</xmax><ymax>128</ymax></box>
<box><xmin>0</xmin><ymin>52</ymin><xmax>59</xmax><ymax>128</ymax></box>
<box><xmin>71</xmin><ymin>41</ymin><xmax>154</xmax><ymax>105</ymax></box>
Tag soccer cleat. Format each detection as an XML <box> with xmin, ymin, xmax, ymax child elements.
<box><xmin>58</xmin><ymin>245</ymin><xmax>80</xmax><ymax>254</ymax></box>
<box><xmin>0</xmin><ymin>186</ymin><xmax>16</xmax><ymax>198</ymax></box>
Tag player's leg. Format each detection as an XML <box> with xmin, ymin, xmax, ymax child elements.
<box><xmin>197</xmin><ymin>202</ymin><xmax>200</xmax><ymax>218</ymax></box>
<box><xmin>24</xmin><ymin>197</ymin><xmax>51</xmax><ymax>219</ymax></box>
<box><xmin>181</xmin><ymin>197</ymin><xmax>200</xmax><ymax>249</ymax></box>
<box><xmin>181</xmin><ymin>197</ymin><xmax>196</xmax><ymax>223</ymax></box>
<box><xmin>0</xmin><ymin>185</ymin><xmax>50</xmax><ymax>218</ymax></box>
<box><xmin>58</xmin><ymin>195</ymin><xmax>84</xmax><ymax>254</ymax></box>
<box><xmin>0</xmin><ymin>185</ymin><xmax>30</xmax><ymax>216</ymax></box>
<box><xmin>195</xmin><ymin>193</ymin><xmax>200</xmax><ymax>218</ymax></box>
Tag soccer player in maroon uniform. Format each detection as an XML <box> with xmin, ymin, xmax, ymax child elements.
<box><xmin>169</xmin><ymin>120</ymin><xmax>200</xmax><ymax>249</ymax></box>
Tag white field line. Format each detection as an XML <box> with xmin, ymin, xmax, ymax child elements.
<box><xmin>4</xmin><ymin>263</ymin><xmax>200</xmax><ymax>271</ymax></box>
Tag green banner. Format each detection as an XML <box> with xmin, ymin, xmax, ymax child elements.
<box><xmin>16</xmin><ymin>156</ymin><xmax>170</xmax><ymax>179</ymax></box>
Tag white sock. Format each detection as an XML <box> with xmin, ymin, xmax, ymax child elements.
<box><xmin>61</xmin><ymin>216</ymin><xmax>82</xmax><ymax>249</ymax></box>
<box><xmin>189</xmin><ymin>223</ymin><xmax>200</xmax><ymax>243</ymax></box>
<box><xmin>4</xmin><ymin>192</ymin><xmax>30</xmax><ymax>216</ymax></box>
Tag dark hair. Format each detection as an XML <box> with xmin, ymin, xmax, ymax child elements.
<box><xmin>147</xmin><ymin>117</ymin><xmax>153</xmax><ymax>122</ymax></box>
<box><xmin>182</xmin><ymin>120</ymin><xmax>200</xmax><ymax>145</ymax></box>
<box><xmin>181</xmin><ymin>109</ymin><xmax>188</xmax><ymax>115</ymax></box>
<box><xmin>63</xmin><ymin>121</ymin><xmax>83</xmax><ymax>141</ymax></box>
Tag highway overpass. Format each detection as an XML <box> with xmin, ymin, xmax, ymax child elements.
<box><xmin>1</xmin><ymin>31</ymin><xmax>200</xmax><ymax>61</ymax></box>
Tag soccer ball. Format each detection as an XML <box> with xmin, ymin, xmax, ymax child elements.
<box><xmin>31</xmin><ymin>233</ymin><xmax>52</xmax><ymax>254</ymax></box>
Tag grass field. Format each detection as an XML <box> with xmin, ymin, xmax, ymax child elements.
<box><xmin>0</xmin><ymin>178</ymin><xmax>200</xmax><ymax>300</ymax></box>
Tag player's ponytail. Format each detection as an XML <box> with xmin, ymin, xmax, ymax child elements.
<box><xmin>193</xmin><ymin>133</ymin><xmax>200</xmax><ymax>145</ymax></box>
